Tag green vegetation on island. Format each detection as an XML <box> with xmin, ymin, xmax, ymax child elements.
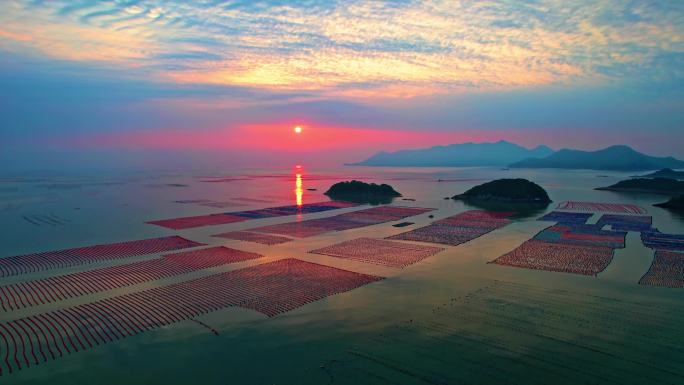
<box><xmin>325</xmin><ymin>180</ymin><xmax>402</xmax><ymax>204</ymax></box>
<box><xmin>452</xmin><ymin>179</ymin><xmax>551</xmax><ymax>203</ymax></box>
<box><xmin>596</xmin><ymin>178</ymin><xmax>684</xmax><ymax>195</ymax></box>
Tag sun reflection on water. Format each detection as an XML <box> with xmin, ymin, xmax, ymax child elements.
<box><xmin>295</xmin><ymin>168</ymin><xmax>303</xmax><ymax>207</ymax></box>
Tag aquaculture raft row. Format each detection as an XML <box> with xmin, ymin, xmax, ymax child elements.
<box><xmin>147</xmin><ymin>201</ymin><xmax>359</xmax><ymax>230</ymax></box>
<box><xmin>0</xmin><ymin>236</ymin><xmax>203</xmax><ymax>278</ymax></box>
<box><xmin>387</xmin><ymin>210</ymin><xmax>512</xmax><ymax>246</ymax></box>
<box><xmin>212</xmin><ymin>231</ymin><xmax>292</xmax><ymax>245</ymax></box>
<box><xmin>641</xmin><ymin>229</ymin><xmax>684</xmax><ymax>251</ymax></box>
<box><xmin>555</xmin><ymin>201</ymin><xmax>647</xmax><ymax>214</ymax></box>
<box><xmin>147</xmin><ymin>213</ymin><xmax>246</xmax><ymax>229</ymax></box>
<box><xmin>538</xmin><ymin>211</ymin><xmax>593</xmax><ymax>224</ymax></box>
<box><xmin>639</xmin><ymin>250</ymin><xmax>684</xmax><ymax>288</ymax></box>
<box><xmin>533</xmin><ymin>224</ymin><xmax>626</xmax><ymax>249</ymax></box>
<box><xmin>0</xmin><ymin>259</ymin><xmax>382</xmax><ymax>375</ymax></box>
<box><xmin>596</xmin><ymin>214</ymin><xmax>653</xmax><ymax>232</ymax></box>
<box><xmin>434</xmin><ymin>210</ymin><xmax>513</xmax><ymax>224</ymax></box>
<box><xmin>491</xmin><ymin>210</ymin><xmax>628</xmax><ymax>275</ymax></box>
<box><xmin>250</xmin><ymin>222</ymin><xmax>330</xmax><ymax>238</ymax></box>
<box><xmin>491</xmin><ymin>239</ymin><xmax>614</xmax><ymax>276</ymax></box>
<box><xmin>310</xmin><ymin>238</ymin><xmax>444</xmax><ymax>268</ymax></box>
<box><xmin>174</xmin><ymin>199</ymin><xmax>247</xmax><ymax>208</ymax></box>
<box><xmin>247</xmin><ymin>206</ymin><xmax>434</xmax><ymax>238</ymax></box>
<box><xmin>0</xmin><ymin>247</ymin><xmax>262</xmax><ymax>312</ymax></box>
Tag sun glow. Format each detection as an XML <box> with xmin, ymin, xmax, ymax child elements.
<box><xmin>294</xmin><ymin>126</ymin><xmax>302</xmax><ymax>134</ymax></box>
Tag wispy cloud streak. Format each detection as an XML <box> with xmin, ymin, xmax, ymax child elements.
<box><xmin>1</xmin><ymin>0</ymin><xmax>682</xmax><ymax>97</ymax></box>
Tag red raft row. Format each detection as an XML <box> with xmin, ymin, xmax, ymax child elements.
<box><xmin>248</xmin><ymin>206</ymin><xmax>434</xmax><ymax>238</ymax></box>
<box><xmin>555</xmin><ymin>201</ymin><xmax>647</xmax><ymax>214</ymax></box>
<box><xmin>0</xmin><ymin>247</ymin><xmax>262</xmax><ymax>312</ymax></box>
<box><xmin>0</xmin><ymin>236</ymin><xmax>203</xmax><ymax>278</ymax></box>
<box><xmin>147</xmin><ymin>201</ymin><xmax>359</xmax><ymax>230</ymax></box>
<box><xmin>310</xmin><ymin>237</ymin><xmax>444</xmax><ymax>268</ymax></box>
<box><xmin>490</xmin><ymin>239</ymin><xmax>614</xmax><ymax>276</ymax></box>
<box><xmin>387</xmin><ymin>210</ymin><xmax>512</xmax><ymax>246</ymax></box>
<box><xmin>212</xmin><ymin>231</ymin><xmax>292</xmax><ymax>245</ymax></box>
<box><xmin>0</xmin><ymin>259</ymin><xmax>382</xmax><ymax>375</ymax></box>
<box><xmin>639</xmin><ymin>250</ymin><xmax>684</xmax><ymax>288</ymax></box>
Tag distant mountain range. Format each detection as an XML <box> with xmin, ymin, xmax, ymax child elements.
<box><xmin>351</xmin><ymin>142</ymin><xmax>684</xmax><ymax>171</ymax></box>
<box><xmin>509</xmin><ymin>145</ymin><xmax>684</xmax><ymax>171</ymax></box>
<box><xmin>350</xmin><ymin>140</ymin><xmax>554</xmax><ymax>167</ymax></box>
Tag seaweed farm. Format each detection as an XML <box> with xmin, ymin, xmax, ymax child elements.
<box><xmin>639</xmin><ymin>250</ymin><xmax>684</xmax><ymax>288</ymax></box>
<box><xmin>0</xmin><ymin>236</ymin><xmax>203</xmax><ymax>278</ymax></box>
<box><xmin>492</xmin><ymin>208</ymin><xmax>633</xmax><ymax>275</ymax></box>
<box><xmin>0</xmin><ymin>259</ymin><xmax>381</xmax><ymax>373</ymax></box>
<box><xmin>310</xmin><ymin>238</ymin><xmax>444</xmax><ymax>268</ymax></box>
<box><xmin>492</xmin><ymin>239</ymin><xmax>616</xmax><ymax>275</ymax></box>
<box><xmin>147</xmin><ymin>201</ymin><xmax>359</xmax><ymax>230</ymax></box>
<box><xmin>641</xmin><ymin>229</ymin><xmax>684</xmax><ymax>252</ymax></box>
<box><xmin>538</xmin><ymin>211</ymin><xmax>593</xmax><ymax>224</ymax></box>
<box><xmin>596</xmin><ymin>214</ymin><xmax>653</xmax><ymax>232</ymax></box>
<box><xmin>1</xmin><ymin>168</ymin><xmax>684</xmax><ymax>385</ymax></box>
<box><xmin>245</xmin><ymin>206</ymin><xmax>434</xmax><ymax>238</ymax></box>
<box><xmin>0</xmin><ymin>247</ymin><xmax>263</xmax><ymax>311</ymax></box>
<box><xmin>556</xmin><ymin>201</ymin><xmax>648</xmax><ymax>214</ymax></box>
<box><xmin>211</xmin><ymin>231</ymin><xmax>293</xmax><ymax>245</ymax></box>
<box><xmin>387</xmin><ymin>210</ymin><xmax>512</xmax><ymax>246</ymax></box>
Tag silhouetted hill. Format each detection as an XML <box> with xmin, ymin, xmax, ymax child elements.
<box><xmin>452</xmin><ymin>178</ymin><xmax>551</xmax><ymax>203</ymax></box>
<box><xmin>350</xmin><ymin>141</ymin><xmax>554</xmax><ymax>167</ymax></box>
<box><xmin>325</xmin><ymin>180</ymin><xmax>401</xmax><ymax>204</ymax></box>
<box><xmin>596</xmin><ymin>178</ymin><xmax>684</xmax><ymax>195</ymax></box>
<box><xmin>654</xmin><ymin>195</ymin><xmax>684</xmax><ymax>210</ymax></box>
<box><xmin>636</xmin><ymin>168</ymin><xmax>684</xmax><ymax>180</ymax></box>
<box><xmin>510</xmin><ymin>145</ymin><xmax>684</xmax><ymax>171</ymax></box>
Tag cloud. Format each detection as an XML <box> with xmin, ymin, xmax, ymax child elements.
<box><xmin>0</xmin><ymin>0</ymin><xmax>681</xmax><ymax>97</ymax></box>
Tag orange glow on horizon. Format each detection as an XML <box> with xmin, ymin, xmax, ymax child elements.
<box><xmin>68</xmin><ymin>122</ymin><xmax>544</xmax><ymax>154</ymax></box>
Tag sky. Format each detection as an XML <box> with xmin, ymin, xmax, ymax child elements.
<box><xmin>1</xmin><ymin>0</ymin><xmax>683</xmax><ymax>170</ymax></box>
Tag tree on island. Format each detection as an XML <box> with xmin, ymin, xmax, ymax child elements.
<box><xmin>451</xmin><ymin>179</ymin><xmax>551</xmax><ymax>217</ymax></box>
<box><xmin>452</xmin><ymin>178</ymin><xmax>551</xmax><ymax>203</ymax></box>
<box><xmin>325</xmin><ymin>180</ymin><xmax>402</xmax><ymax>204</ymax></box>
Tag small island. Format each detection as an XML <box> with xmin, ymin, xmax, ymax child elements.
<box><xmin>596</xmin><ymin>178</ymin><xmax>684</xmax><ymax>195</ymax></box>
<box><xmin>452</xmin><ymin>178</ymin><xmax>551</xmax><ymax>203</ymax></box>
<box><xmin>636</xmin><ymin>168</ymin><xmax>684</xmax><ymax>180</ymax></box>
<box><xmin>654</xmin><ymin>196</ymin><xmax>684</xmax><ymax>211</ymax></box>
<box><xmin>324</xmin><ymin>180</ymin><xmax>402</xmax><ymax>204</ymax></box>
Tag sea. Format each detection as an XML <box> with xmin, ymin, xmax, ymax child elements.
<box><xmin>1</xmin><ymin>165</ymin><xmax>683</xmax><ymax>384</ymax></box>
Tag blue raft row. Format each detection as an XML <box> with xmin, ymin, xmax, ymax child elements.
<box><xmin>534</xmin><ymin>224</ymin><xmax>627</xmax><ymax>249</ymax></box>
<box><xmin>538</xmin><ymin>211</ymin><xmax>593</xmax><ymax>224</ymax></box>
<box><xmin>596</xmin><ymin>214</ymin><xmax>653</xmax><ymax>232</ymax></box>
<box><xmin>642</xmin><ymin>229</ymin><xmax>684</xmax><ymax>251</ymax></box>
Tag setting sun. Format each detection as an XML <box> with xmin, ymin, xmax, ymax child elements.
<box><xmin>294</xmin><ymin>126</ymin><xmax>302</xmax><ymax>134</ymax></box>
